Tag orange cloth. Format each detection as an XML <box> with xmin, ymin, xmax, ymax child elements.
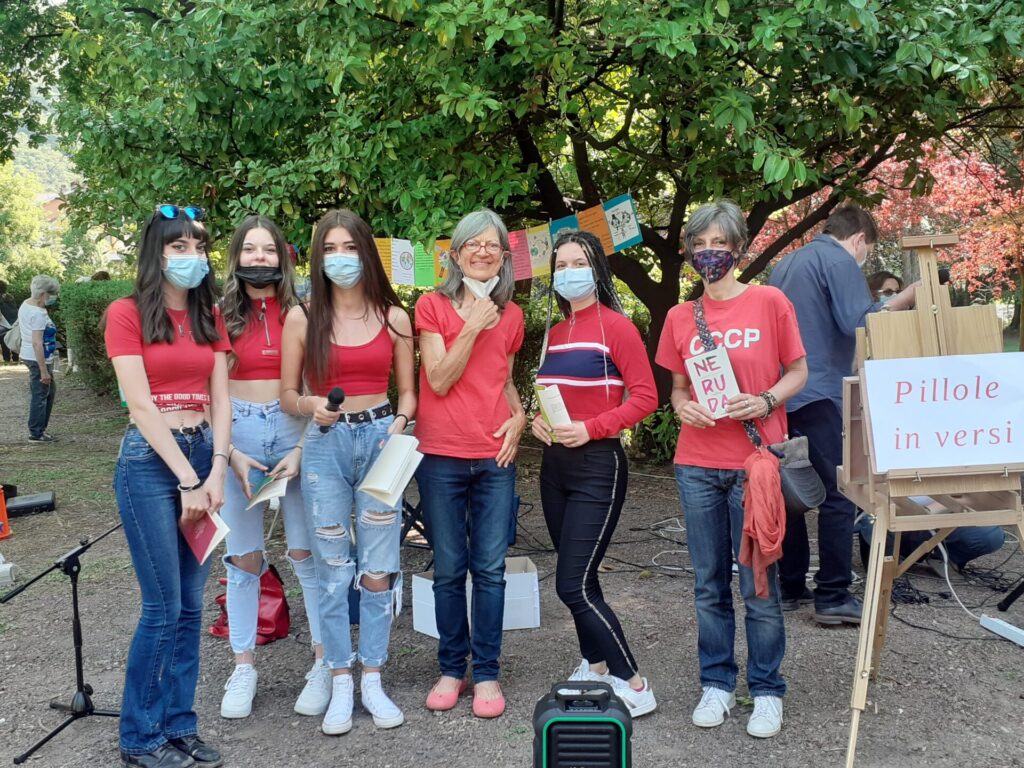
<box><xmin>739</xmin><ymin>448</ymin><xmax>786</xmax><ymax>599</ymax></box>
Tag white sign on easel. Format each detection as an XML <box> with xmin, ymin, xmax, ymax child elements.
<box><xmin>863</xmin><ymin>352</ymin><xmax>1024</xmax><ymax>472</ymax></box>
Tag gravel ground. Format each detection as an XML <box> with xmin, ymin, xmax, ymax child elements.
<box><xmin>1</xmin><ymin>364</ymin><xmax>1022</xmax><ymax>768</ymax></box>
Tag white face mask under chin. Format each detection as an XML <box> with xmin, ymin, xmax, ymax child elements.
<box><xmin>462</xmin><ymin>275</ymin><xmax>500</xmax><ymax>299</ymax></box>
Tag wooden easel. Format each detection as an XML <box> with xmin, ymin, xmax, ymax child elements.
<box><xmin>838</xmin><ymin>235</ymin><xmax>1024</xmax><ymax>767</ymax></box>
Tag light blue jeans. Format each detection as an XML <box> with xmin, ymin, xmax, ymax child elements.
<box><xmin>675</xmin><ymin>464</ymin><xmax>786</xmax><ymax>698</ymax></box>
<box><xmin>301</xmin><ymin>408</ymin><xmax>402</xmax><ymax>670</ymax></box>
<box><xmin>220</xmin><ymin>398</ymin><xmax>320</xmax><ymax>654</ymax></box>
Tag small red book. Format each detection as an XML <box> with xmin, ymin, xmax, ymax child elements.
<box><xmin>179</xmin><ymin>510</ymin><xmax>230</xmax><ymax>565</ymax></box>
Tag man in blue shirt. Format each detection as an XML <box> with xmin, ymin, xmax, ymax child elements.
<box><xmin>768</xmin><ymin>207</ymin><xmax>916</xmax><ymax>624</ymax></box>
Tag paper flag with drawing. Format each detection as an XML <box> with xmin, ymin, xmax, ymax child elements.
<box><xmin>685</xmin><ymin>346</ymin><xmax>740</xmax><ymax>419</ymax></box>
<box><xmin>358</xmin><ymin>433</ymin><xmax>423</xmax><ymax>508</ymax></box>
<box><xmin>534</xmin><ymin>383</ymin><xmax>572</xmax><ymax>442</ymax></box>
<box><xmin>246</xmin><ymin>474</ymin><xmax>289</xmax><ymax>510</ymax></box>
<box><xmin>179</xmin><ymin>510</ymin><xmax>230</xmax><ymax>565</ymax></box>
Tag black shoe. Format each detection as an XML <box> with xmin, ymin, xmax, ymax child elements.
<box><xmin>169</xmin><ymin>736</ymin><xmax>223</xmax><ymax>767</ymax></box>
<box><xmin>121</xmin><ymin>744</ymin><xmax>195</xmax><ymax>768</ymax></box>
<box><xmin>814</xmin><ymin>595</ymin><xmax>862</xmax><ymax>625</ymax></box>
<box><xmin>780</xmin><ymin>587</ymin><xmax>814</xmax><ymax>612</ymax></box>
<box><xmin>27</xmin><ymin>433</ymin><xmax>57</xmax><ymax>443</ymax></box>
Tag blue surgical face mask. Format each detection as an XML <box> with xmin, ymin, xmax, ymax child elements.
<box><xmin>553</xmin><ymin>266</ymin><xmax>596</xmax><ymax>302</ymax></box>
<box><xmin>163</xmin><ymin>256</ymin><xmax>209</xmax><ymax>289</ymax></box>
<box><xmin>323</xmin><ymin>253</ymin><xmax>363</xmax><ymax>288</ymax></box>
<box><xmin>45</xmin><ymin>295</ymin><xmax>58</xmax><ymax>307</ymax></box>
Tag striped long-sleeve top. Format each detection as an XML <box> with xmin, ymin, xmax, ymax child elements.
<box><xmin>536</xmin><ymin>301</ymin><xmax>658</xmax><ymax>440</ymax></box>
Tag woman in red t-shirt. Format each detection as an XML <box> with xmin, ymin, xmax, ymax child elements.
<box><xmin>104</xmin><ymin>205</ymin><xmax>230</xmax><ymax>768</ymax></box>
<box><xmin>216</xmin><ymin>215</ymin><xmax>327</xmax><ymax>721</ymax></box>
<box><xmin>414</xmin><ymin>209</ymin><xmax>527</xmax><ymax>719</ymax></box>
<box><xmin>280</xmin><ymin>209</ymin><xmax>415</xmax><ymax>736</ymax></box>
<box><xmin>655</xmin><ymin>200</ymin><xmax>807</xmax><ymax>740</ymax></box>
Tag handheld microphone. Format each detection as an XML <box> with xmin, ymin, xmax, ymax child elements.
<box><xmin>320</xmin><ymin>387</ymin><xmax>346</xmax><ymax>433</ymax></box>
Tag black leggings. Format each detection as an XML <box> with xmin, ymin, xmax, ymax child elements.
<box><xmin>540</xmin><ymin>439</ymin><xmax>638</xmax><ymax>680</ymax></box>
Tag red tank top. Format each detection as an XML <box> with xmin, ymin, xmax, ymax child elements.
<box><xmin>229</xmin><ymin>296</ymin><xmax>285</xmax><ymax>381</ymax></box>
<box><xmin>315</xmin><ymin>325</ymin><xmax>394</xmax><ymax>397</ymax></box>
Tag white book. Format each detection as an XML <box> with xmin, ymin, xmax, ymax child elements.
<box><xmin>358</xmin><ymin>433</ymin><xmax>423</xmax><ymax>508</ymax></box>
<box><xmin>685</xmin><ymin>346</ymin><xmax>741</xmax><ymax>419</ymax></box>
<box><xmin>534</xmin><ymin>383</ymin><xmax>572</xmax><ymax>442</ymax></box>
<box><xmin>246</xmin><ymin>475</ymin><xmax>289</xmax><ymax>510</ymax></box>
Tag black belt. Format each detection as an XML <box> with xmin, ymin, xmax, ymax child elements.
<box><xmin>171</xmin><ymin>421</ymin><xmax>208</xmax><ymax>435</ymax></box>
<box><xmin>339</xmin><ymin>404</ymin><xmax>392</xmax><ymax>424</ymax></box>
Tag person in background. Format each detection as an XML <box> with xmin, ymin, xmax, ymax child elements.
<box><xmin>280</xmin><ymin>209</ymin><xmax>416</xmax><ymax>736</ymax></box>
<box><xmin>216</xmin><ymin>215</ymin><xmax>326</xmax><ymax>721</ymax></box>
<box><xmin>415</xmin><ymin>208</ymin><xmax>526</xmax><ymax>719</ymax></box>
<box><xmin>768</xmin><ymin>206</ymin><xmax>916</xmax><ymax>625</ymax></box>
<box><xmin>0</xmin><ymin>279</ymin><xmax>18</xmax><ymax>362</ymax></box>
<box><xmin>92</xmin><ymin>269</ymin><xmax>112</xmax><ymax>281</ymax></box>
<box><xmin>532</xmin><ymin>229</ymin><xmax>659</xmax><ymax>718</ymax></box>
<box><xmin>104</xmin><ymin>204</ymin><xmax>229</xmax><ymax>768</ymax></box>
<box><xmin>656</xmin><ymin>200</ymin><xmax>807</xmax><ymax>739</ymax></box>
<box><xmin>19</xmin><ymin>274</ymin><xmax>61</xmax><ymax>442</ymax></box>
<box><xmin>855</xmin><ymin>515</ymin><xmax>1005</xmax><ymax>574</ymax></box>
<box><xmin>867</xmin><ymin>271</ymin><xmax>903</xmax><ymax>305</ymax></box>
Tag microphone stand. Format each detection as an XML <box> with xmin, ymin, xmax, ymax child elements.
<box><xmin>1</xmin><ymin>523</ymin><xmax>123</xmax><ymax>764</ymax></box>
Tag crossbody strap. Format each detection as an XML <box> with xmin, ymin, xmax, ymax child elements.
<box><xmin>693</xmin><ymin>298</ymin><xmax>763</xmax><ymax>449</ymax></box>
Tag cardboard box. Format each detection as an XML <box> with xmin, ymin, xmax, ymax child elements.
<box><xmin>411</xmin><ymin>556</ymin><xmax>540</xmax><ymax>639</ymax></box>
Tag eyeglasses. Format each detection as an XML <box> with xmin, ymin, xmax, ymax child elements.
<box><xmin>461</xmin><ymin>240</ymin><xmax>507</xmax><ymax>257</ymax></box>
<box><xmin>157</xmin><ymin>204</ymin><xmax>206</xmax><ymax>222</ymax></box>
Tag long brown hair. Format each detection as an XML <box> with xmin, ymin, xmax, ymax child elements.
<box><xmin>128</xmin><ymin>211</ymin><xmax>220</xmax><ymax>345</ymax></box>
<box><xmin>305</xmin><ymin>209</ymin><xmax>405</xmax><ymax>390</ymax></box>
<box><xmin>221</xmin><ymin>215</ymin><xmax>297</xmax><ymax>340</ymax></box>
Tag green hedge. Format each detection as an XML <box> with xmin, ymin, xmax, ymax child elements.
<box><xmin>61</xmin><ymin>280</ymin><xmax>133</xmax><ymax>398</ymax></box>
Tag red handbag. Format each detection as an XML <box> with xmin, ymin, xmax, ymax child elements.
<box><xmin>209</xmin><ymin>563</ymin><xmax>291</xmax><ymax>645</ymax></box>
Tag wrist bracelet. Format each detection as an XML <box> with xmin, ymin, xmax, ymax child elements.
<box><xmin>177</xmin><ymin>480</ymin><xmax>203</xmax><ymax>492</ymax></box>
<box><xmin>228</xmin><ymin>446</ymin><xmax>236</xmax><ymax>463</ymax></box>
<box><xmin>396</xmin><ymin>413</ymin><xmax>409</xmax><ymax>424</ymax></box>
<box><xmin>213</xmin><ymin>451</ymin><xmax>229</xmax><ymax>462</ymax></box>
<box><xmin>759</xmin><ymin>391</ymin><xmax>778</xmax><ymax>418</ymax></box>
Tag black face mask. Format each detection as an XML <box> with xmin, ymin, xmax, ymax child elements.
<box><xmin>235</xmin><ymin>267</ymin><xmax>283</xmax><ymax>289</ymax></box>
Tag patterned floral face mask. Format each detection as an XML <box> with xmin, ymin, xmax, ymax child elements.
<box><xmin>691</xmin><ymin>249</ymin><xmax>735</xmax><ymax>283</ymax></box>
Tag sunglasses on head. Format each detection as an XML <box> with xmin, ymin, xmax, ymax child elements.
<box><xmin>157</xmin><ymin>204</ymin><xmax>206</xmax><ymax>222</ymax></box>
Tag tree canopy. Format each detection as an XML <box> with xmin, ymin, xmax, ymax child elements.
<box><xmin>7</xmin><ymin>0</ymin><xmax>1024</xmax><ymax>391</ymax></box>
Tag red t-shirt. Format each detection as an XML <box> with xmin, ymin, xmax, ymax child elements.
<box><xmin>105</xmin><ymin>297</ymin><xmax>231</xmax><ymax>412</ymax></box>
<box><xmin>655</xmin><ymin>285</ymin><xmax>805</xmax><ymax>469</ymax></box>
<box><xmin>229</xmin><ymin>296</ymin><xmax>285</xmax><ymax>381</ymax></box>
<box><xmin>414</xmin><ymin>292</ymin><xmax>525</xmax><ymax>458</ymax></box>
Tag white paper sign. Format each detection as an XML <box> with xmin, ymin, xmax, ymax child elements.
<box><xmin>863</xmin><ymin>352</ymin><xmax>1024</xmax><ymax>472</ymax></box>
<box><xmin>685</xmin><ymin>346</ymin><xmax>741</xmax><ymax>419</ymax></box>
<box><xmin>391</xmin><ymin>238</ymin><xmax>415</xmax><ymax>285</ymax></box>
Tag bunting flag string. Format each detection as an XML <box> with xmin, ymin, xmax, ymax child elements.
<box><xmin>367</xmin><ymin>193</ymin><xmax>642</xmax><ymax>288</ymax></box>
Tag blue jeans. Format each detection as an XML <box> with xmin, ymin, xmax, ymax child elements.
<box><xmin>25</xmin><ymin>359</ymin><xmax>56</xmax><ymax>438</ymax></box>
<box><xmin>675</xmin><ymin>465</ymin><xmax>786</xmax><ymax>698</ymax></box>
<box><xmin>780</xmin><ymin>399</ymin><xmax>856</xmax><ymax>607</ymax></box>
<box><xmin>114</xmin><ymin>424</ymin><xmax>214</xmax><ymax>755</ymax></box>
<box><xmin>855</xmin><ymin>516</ymin><xmax>1005</xmax><ymax>569</ymax></box>
<box><xmin>220</xmin><ymin>399</ymin><xmax>320</xmax><ymax>654</ymax></box>
<box><xmin>301</xmin><ymin>410</ymin><xmax>402</xmax><ymax>669</ymax></box>
<box><xmin>416</xmin><ymin>454</ymin><xmax>515</xmax><ymax>682</ymax></box>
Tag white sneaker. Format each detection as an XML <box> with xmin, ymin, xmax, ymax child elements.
<box><xmin>361</xmin><ymin>672</ymin><xmax>405</xmax><ymax>729</ymax></box>
<box><xmin>692</xmin><ymin>686</ymin><xmax>736</xmax><ymax>728</ymax></box>
<box><xmin>607</xmin><ymin>675</ymin><xmax>657</xmax><ymax>718</ymax></box>
<box><xmin>747</xmin><ymin>695</ymin><xmax>783</xmax><ymax>738</ymax></box>
<box><xmin>294</xmin><ymin>658</ymin><xmax>332</xmax><ymax>716</ymax></box>
<box><xmin>322</xmin><ymin>674</ymin><xmax>354</xmax><ymax>735</ymax></box>
<box><xmin>568</xmin><ymin>659</ymin><xmax>606</xmax><ymax>682</ymax></box>
<box><xmin>220</xmin><ymin>664</ymin><xmax>257</xmax><ymax>719</ymax></box>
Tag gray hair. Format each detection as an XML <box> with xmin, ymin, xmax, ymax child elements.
<box><xmin>437</xmin><ymin>208</ymin><xmax>515</xmax><ymax>307</ymax></box>
<box><xmin>682</xmin><ymin>200</ymin><xmax>748</xmax><ymax>256</ymax></box>
<box><xmin>30</xmin><ymin>274</ymin><xmax>61</xmax><ymax>299</ymax></box>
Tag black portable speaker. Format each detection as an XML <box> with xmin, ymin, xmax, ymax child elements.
<box><xmin>533</xmin><ymin>682</ymin><xmax>632</xmax><ymax>768</ymax></box>
<box><xmin>7</xmin><ymin>491</ymin><xmax>57</xmax><ymax>517</ymax></box>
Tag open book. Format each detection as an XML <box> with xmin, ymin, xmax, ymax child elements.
<box><xmin>685</xmin><ymin>346</ymin><xmax>741</xmax><ymax>419</ymax></box>
<box><xmin>358</xmin><ymin>433</ymin><xmax>423</xmax><ymax>508</ymax></box>
<box><xmin>179</xmin><ymin>510</ymin><xmax>230</xmax><ymax>565</ymax></box>
<box><xmin>246</xmin><ymin>474</ymin><xmax>289</xmax><ymax>510</ymax></box>
<box><xmin>534</xmin><ymin>383</ymin><xmax>571</xmax><ymax>442</ymax></box>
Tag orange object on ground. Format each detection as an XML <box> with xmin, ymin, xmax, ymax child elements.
<box><xmin>0</xmin><ymin>489</ymin><xmax>11</xmax><ymax>540</ymax></box>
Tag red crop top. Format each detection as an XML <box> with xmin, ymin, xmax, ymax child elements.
<box><xmin>104</xmin><ymin>297</ymin><xmax>231</xmax><ymax>412</ymax></box>
<box><xmin>313</xmin><ymin>325</ymin><xmax>393</xmax><ymax>397</ymax></box>
<box><xmin>230</xmin><ymin>296</ymin><xmax>285</xmax><ymax>381</ymax></box>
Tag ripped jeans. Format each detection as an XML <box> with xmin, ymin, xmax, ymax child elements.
<box><xmin>301</xmin><ymin>410</ymin><xmax>402</xmax><ymax>670</ymax></box>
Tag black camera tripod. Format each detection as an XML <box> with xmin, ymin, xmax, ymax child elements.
<box><xmin>0</xmin><ymin>523</ymin><xmax>122</xmax><ymax>764</ymax></box>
